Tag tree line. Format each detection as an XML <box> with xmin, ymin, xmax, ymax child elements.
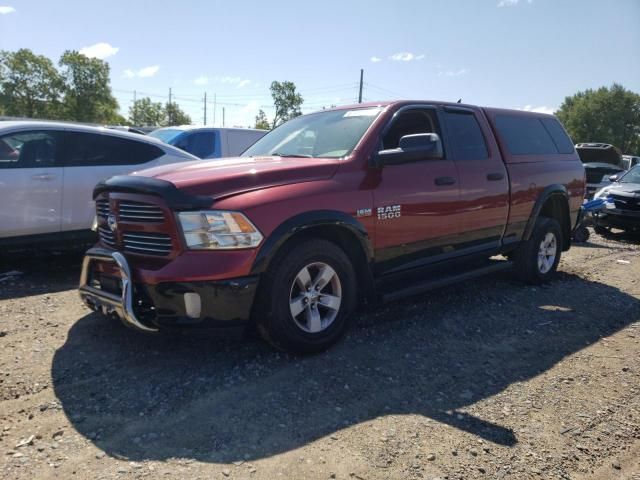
<box><xmin>1</xmin><ymin>49</ymin><xmax>637</xmax><ymax>150</ymax></box>
<box><xmin>0</xmin><ymin>48</ymin><xmax>192</xmax><ymax>126</ymax></box>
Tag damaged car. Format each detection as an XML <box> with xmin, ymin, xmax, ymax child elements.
<box><xmin>593</xmin><ymin>165</ymin><xmax>640</xmax><ymax>233</ymax></box>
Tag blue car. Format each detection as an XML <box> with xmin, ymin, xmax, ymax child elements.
<box><xmin>149</xmin><ymin>126</ymin><xmax>267</xmax><ymax>159</ymax></box>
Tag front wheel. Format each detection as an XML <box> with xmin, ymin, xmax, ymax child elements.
<box><xmin>256</xmin><ymin>239</ymin><xmax>356</xmax><ymax>354</ymax></box>
<box><xmin>514</xmin><ymin>217</ymin><xmax>562</xmax><ymax>284</ymax></box>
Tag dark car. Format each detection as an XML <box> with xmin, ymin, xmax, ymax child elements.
<box><xmin>593</xmin><ymin>165</ymin><xmax>640</xmax><ymax>233</ymax></box>
<box><xmin>575</xmin><ymin>143</ymin><xmax>625</xmax><ymax>198</ymax></box>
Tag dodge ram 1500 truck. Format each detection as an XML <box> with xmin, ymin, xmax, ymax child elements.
<box><xmin>79</xmin><ymin>101</ymin><xmax>585</xmax><ymax>353</ymax></box>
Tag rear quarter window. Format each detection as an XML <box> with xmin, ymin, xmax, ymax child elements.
<box><xmin>540</xmin><ymin>118</ymin><xmax>575</xmax><ymax>154</ymax></box>
<box><xmin>65</xmin><ymin>131</ymin><xmax>164</xmax><ymax>166</ymax></box>
<box><xmin>494</xmin><ymin>115</ymin><xmax>558</xmax><ymax>155</ymax></box>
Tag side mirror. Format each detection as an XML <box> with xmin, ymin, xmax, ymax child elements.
<box><xmin>608</xmin><ymin>174</ymin><xmax>619</xmax><ymax>182</ymax></box>
<box><xmin>374</xmin><ymin>133</ymin><xmax>443</xmax><ymax>166</ymax></box>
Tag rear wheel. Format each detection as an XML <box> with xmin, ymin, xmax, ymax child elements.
<box><xmin>514</xmin><ymin>217</ymin><xmax>562</xmax><ymax>284</ymax></box>
<box><xmin>257</xmin><ymin>239</ymin><xmax>356</xmax><ymax>354</ymax></box>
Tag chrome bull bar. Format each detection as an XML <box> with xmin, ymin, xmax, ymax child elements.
<box><xmin>79</xmin><ymin>247</ymin><xmax>158</xmax><ymax>332</ymax></box>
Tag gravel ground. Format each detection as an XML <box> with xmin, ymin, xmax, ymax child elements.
<box><xmin>0</xmin><ymin>232</ymin><xmax>639</xmax><ymax>480</ymax></box>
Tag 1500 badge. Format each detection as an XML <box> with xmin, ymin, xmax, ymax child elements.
<box><xmin>377</xmin><ymin>205</ymin><xmax>401</xmax><ymax>220</ymax></box>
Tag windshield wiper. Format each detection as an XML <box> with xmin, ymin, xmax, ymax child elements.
<box><xmin>271</xmin><ymin>152</ymin><xmax>313</xmax><ymax>158</ymax></box>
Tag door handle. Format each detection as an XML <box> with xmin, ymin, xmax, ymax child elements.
<box><xmin>31</xmin><ymin>174</ymin><xmax>56</xmax><ymax>181</ymax></box>
<box><xmin>486</xmin><ymin>172</ymin><xmax>504</xmax><ymax>181</ymax></box>
<box><xmin>434</xmin><ymin>176</ymin><xmax>456</xmax><ymax>186</ymax></box>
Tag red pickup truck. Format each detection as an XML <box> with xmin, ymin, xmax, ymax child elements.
<box><xmin>79</xmin><ymin>101</ymin><xmax>585</xmax><ymax>353</ymax></box>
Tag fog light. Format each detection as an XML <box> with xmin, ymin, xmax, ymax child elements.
<box><xmin>184</xmin><ymin>293</ymin><xmax>201</xmax><ymax>319</ymax></box>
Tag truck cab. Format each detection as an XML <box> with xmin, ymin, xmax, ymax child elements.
<box><xmin>80</xmin><ymin>101</ymin><xmax>585</xmax><ymax>353</ymax></box>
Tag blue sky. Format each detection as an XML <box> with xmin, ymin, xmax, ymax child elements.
<box><xmin>1</xmin><ymin>0</ymin><xmax>639</xmax><ymax>127</ymax></box>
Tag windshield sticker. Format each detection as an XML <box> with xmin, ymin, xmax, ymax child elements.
<box><xmin>343</xmin><ymin>108</ymin><xmax>382</xmax><ymax>118</ymax></box>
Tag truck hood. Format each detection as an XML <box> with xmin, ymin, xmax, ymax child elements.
<box><xmin>606</xmin><ymin>182</ymin><xmax>640</xmax><ymax>196</ymax></box>
<box><xmin>132</xmin><ymin>155</ymin><xmax>340</xmax><ymax>198</ymax></box>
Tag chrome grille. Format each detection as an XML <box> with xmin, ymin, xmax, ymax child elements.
<box><xmin>96</xmin><ymin>198</ymin><xmax>110</xmax><ymax>219</ymax></box>
<box><xmin>123</xmin><ymin>232</ymin><xmax>172</xmax><ymax>256</ymax></box>
<box><xmin>98</xmin><ymin>226</ymin><xmax>116</xmax><ymax>247</ymax></box>
<box><xmin>119</xmin><ymin>201</ymin><xmax>165</xmax><ymax>223</ymax></box>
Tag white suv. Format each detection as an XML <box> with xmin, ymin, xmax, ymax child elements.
<box><xmin>0</xmin><ymin>121</ymin><xmax>199</xmax><ymax>248</ymax></box>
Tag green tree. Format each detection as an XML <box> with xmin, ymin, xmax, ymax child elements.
<box><xmin>0</xmin><ymin>48</ymin><xmax>63</xmax><ymax>119</ymax></box>
<box><xmin>129</xmin><ymin>97</ymin><xmax>165</xmax><ymax>126</ymax></box>
<box><xmin>270</xmin><ymin>80</ymin><xmax>303</xmax><ymax>128</ymax></box>
<box><xmin>255</xmin><ymin>109</ymin><xmax>270</xmax><ymax>130</ymax></box>
<box><xmin>165</xmin><ymin>102</ymin><xmax>191</xmax><ymax>126</ymax></box>
<box><xmin>58</xmin><ymin>50</ymin><xmax>120</xmax><ymax>123</ymax></box>
<box><xmin>556</xmin><ymin>83</ymin><xmax>640</xmax><ymax>154</ymax></box>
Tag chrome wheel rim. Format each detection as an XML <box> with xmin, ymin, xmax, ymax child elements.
<box><xmin>537</xmin><ymin>232</ymin><xmax>557</xmax><ymax>274</ymax></box>
<box><xmin>289</xmin><ymin>262</ymin><xmax>342</xmax><ymax>333</ymax></box>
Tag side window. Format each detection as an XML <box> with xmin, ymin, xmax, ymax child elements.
<box><xmin>0</xmin><ymin>131</ymin><xmax>59</xmax><ymax>169</ymax></box>
<box><xmin>101</xmin><ymin>135</ymin><xmax>164</xmax><ymax>165</ymax></box>
<box><xmin>540</xmin><ymin>118</ymin><xmax>575</xmax><ymax>154</ymax></box>
<box><xmin>443</xmin><ymin>111</ymin><xmax>488</xmax><ymax>160</ymax></box>
<box><xmin>382</xmin><ymin>109</ymin><xmax>441</xmax><ymax>150</ymax></box>
<box><xmin>187</xmin><ymin>132</ymin><xmax>215</xmax><ymax>158</ymax></box>
<box><xmin>494</xmin><ymin>115</ymin><xmax>558</xmax><ymax>155</ymax></box>
<box><xmin>65</xmin><ymin>131</ymin><xmax>164</xmax><ymax>166</ymax></box>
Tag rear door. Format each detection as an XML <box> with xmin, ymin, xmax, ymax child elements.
<box><xmin>0</xmin><ymin>129</ymin><xmax>63</xmax><ymax>238</ymax></box>
<box><xmin>441</xmin><ymin>107</ymin><xmax>509</xmax><ymax>251</ymax></box>
<box><xmin>61</xmin><ymin>131</ymin><xmax>165</xmax><ymax>231</ymax></box>
<box><xmin>372</xmin><ymin>106</ymin><xmax>461</xmax><ymax>274</ymax></box>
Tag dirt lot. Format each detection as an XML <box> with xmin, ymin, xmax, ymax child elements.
<box><xmin>1</xmin><ymin>232</ymin><xmax>639</xmax><ymax>480</ymax></box>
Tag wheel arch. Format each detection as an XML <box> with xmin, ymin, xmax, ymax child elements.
<box><xmin>251</xmin><ymin>211</ymin><xmax>376</xmax><ymax>304</ymax></box>
<box><xmin>523</xmin><ymin>184</ymin><xmax>572</xmax><ymax>250</ymax></box>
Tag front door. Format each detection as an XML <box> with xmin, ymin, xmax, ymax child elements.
<box><xmin>0</xmin><ymin>129</ymin><xmax>63</xmax><ymax>238</ymax></box>
<box><xmin>372</xmin><ymin>107</ymin><xmax>461</xmax><ymax>275</ymax></box>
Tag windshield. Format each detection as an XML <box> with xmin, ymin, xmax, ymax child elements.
<box><xmin>148</xmin><ymin>128</ymin><xmax>183</xmax><ymax>144</ymax></box>
<box><xmin>619</xmin><ymin>165</ymin><xmax>640</xmax><ymax>184</ymax></box>
<box><xmin>242</xmin><ymin>107</ymin><xmax>382</xmax><ymax>159</ymax></box>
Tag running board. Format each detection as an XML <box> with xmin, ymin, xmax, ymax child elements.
<box><xmin>381</xmin><ymin>261</ymin><xmax>513</xmax><ymax>303</ymax></box>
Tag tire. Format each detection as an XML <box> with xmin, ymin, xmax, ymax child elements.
<box><xmin>572</xmin><ymin>225</ymin><xmax>590</xmax><ymax>243</ymax></box>
<box><xmin>594</xmin><ymin>225</ymin><xmax>609</xmax><ymax>236</ymax></box>
<box><xmin>256</xmin><ymin>239</ymin><xmax>357</xmax><ymax>354</ymax></box>
<box><xmin>514</xmin><ymin>217</ymin><xmax>562</xmax><ymax>284</ymax></box>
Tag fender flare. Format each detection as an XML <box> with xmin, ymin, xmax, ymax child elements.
<box><xmin>522</xmin><ymin>184</ymin><xmax>569</xmax><ymax>241</ymax></box>
<box><xmin>251</xmin><ymin>210</ymin><xmax>373</xmax><ymax>275</ymax></box>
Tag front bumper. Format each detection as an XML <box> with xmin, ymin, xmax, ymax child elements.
<box><xmin>594</xmin><ymin>209</ymin><xmax>640</xmax><ymax>230</ymax></box>
<box><xmin>79</xmin><ymin>247</ymin><xmax>259</xmax><ymax>332</ymax></box>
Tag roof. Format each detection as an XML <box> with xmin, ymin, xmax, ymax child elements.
<box><xmin>316</xmin><ymin>101</ymin><xmax>556</xmax><ymax>118</ymax></box>
<box><xmin>0</xmin><ymin>120</ymin><xmax>169</xmax><ymax>146</ymax></box>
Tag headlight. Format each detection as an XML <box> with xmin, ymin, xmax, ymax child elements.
<box><xmin>178</xmin><ymin>211</ymin><xmax>263</xmax><ymax>249</ymax></box>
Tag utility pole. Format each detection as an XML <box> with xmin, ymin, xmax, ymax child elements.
<box><xmin>222</xmin><ymin>107</ymin><xmax>226</xmax><ymax>127</ymax></box>
<box><xmin>358</xmin><ymin>69</ymin><xmax>364</xmax><ymax>104</ymax></box>
<box><xmin>203</xmin><ymin>92</ymin><xmax>207</xmax><ymax>125</ymax></box>
<box><xmin>133</xmin><ymin>90</ymin><xmax>137</xmax><ymax>125</ymax></box>
<box><xmin>168</xmin><ymin>87</ymin><xmax>172</xmax><ymax>125</ymax></box>
<box><xmin>213</xmin><ymin>93</ymin><xmax>217</xmax><ymax>126</ymax></box>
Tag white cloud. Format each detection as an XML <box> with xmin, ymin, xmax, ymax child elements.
<box><xmin>138</xmin><ymin>65</ymin><xmax>159</xmax><ymax>78</ymax></box>
<box><xmin>498</xmin><ymin>0</ymin><xmax>532</xmax><ymax>6</ymax></box>
<box><xmin>213</xmin><ymin>76</ymin><xmax>252</xmax><ymax>88</ymax></box>
<box><xmin>0</xmin><ymin>5</ymin><xmax>16</xmax><ymax>14</ymax></box>
<box><xmin>194</xmin><ymin>76</ymin><xmax>209</xmax><ymax>86</ymax></box>
<box><xmin>521</xmin><ymin>105</ymin><xmax>555</xmax><ymax>115</ymax></box>
<box><xmin>438</xmin><ymin>68</ymin><xmax>469</xmax><ymax>77</ymax></box>
<box><xmin>370</xmin><ymin>56</ymin><xmax>382</xmax><ymax>63</ymax></box>
<box><xmin>389</xmin><ymin>52</ymin><xmax>425</xmax><ymax>62</ymax></box>
<box><xmin>122</xmin><ymin>65</ymin><xmax>160</xmax><ymax>79</ymax></box>
<box><xmin>79</xmin><ymin>42</ymin><xmax>119</xmax><ymax>60</ymax></box>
